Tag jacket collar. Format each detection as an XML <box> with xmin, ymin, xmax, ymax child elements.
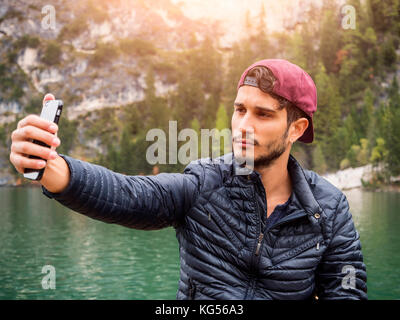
<box><xmin>219</xmin><ymin>152</ymin><xmax>322</xmax><ymax>216</ymax></box>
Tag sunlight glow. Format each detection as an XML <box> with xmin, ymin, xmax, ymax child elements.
<box><xmin>173</xmin><ymin>0</ymin><xmax>324</xmax><ymax>33</ymax></box>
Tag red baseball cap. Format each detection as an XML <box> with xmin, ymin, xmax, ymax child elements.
<box><xmin>237</xmin><ymin>59</ymin><xmax>317</xmax><ymax>143</ymax></box>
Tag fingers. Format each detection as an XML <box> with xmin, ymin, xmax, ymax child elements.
<box><xmin>10</xmin><ymin>152</ymin><xmax>47</xmax><ymax>174</ymax></box>
<box><xmin>17</xmin><ymin>114</ymin><xmax>58</xmax><ymax>133</ymax></box>
<box><xmin>43</xmin><ymin>93</ymin><xmax>55</xmax><ymax>103</ymax></box>
<box><xmin>12</xmin><ymin>124</ymin><xmax>60</xmax><ymax>146</ymax></box>
<box><xmin>10</xmin><ymin>93</ymin><xmax>59</xmax><ymax>175</ymax></box>
<box><xmin>11</xmin><ymin>140</ymin><xmax>58</xmax><ymax>161</ymax></box>
<box><xmin>50</xmin><ymin>132</ymin><xmax>58</xmax><ymax>151</ymax></box>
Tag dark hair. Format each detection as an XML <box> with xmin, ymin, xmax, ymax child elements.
<box><xmin>246</xmin><ymin>66</ymin><xmax>309</xmax><ymax>128</ymax></box>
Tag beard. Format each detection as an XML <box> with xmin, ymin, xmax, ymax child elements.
<box><xmin>233</xmin><ymin>126</ymin><xmax>289</xmax><ymax>170</ymax></box>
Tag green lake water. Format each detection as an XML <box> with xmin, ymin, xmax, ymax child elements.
<box><xmin>0</xmin><ymin>186</ymin><xmax>399</xmax><ymax>299</ymax></box>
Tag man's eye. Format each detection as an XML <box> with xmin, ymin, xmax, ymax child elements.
<box><xmin>235</xmin><ymin>108</ymin><xmax>245</xmax><ymax>113</ymax></box>
<box><xmin>259</xmin><ymin>113</ymin><xmax>270</xmax><ymax>118</ymax></box>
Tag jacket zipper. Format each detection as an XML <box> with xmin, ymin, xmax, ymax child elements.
<box><xmin>253</xmin><ymin>181</ymin><xmax>266</xmax><ymax>257</ymax></box>
<box><xmin>255</xmin><ymin>233</ymin><xmax>264</xmax><ymax>256</ymax></box>
<box><xmin>246</xmin><ymin>181</ymin><xmax>266</xmax><ymax>299</ymax></box>
<box><xmin>271</xmin><ymin>235</ymin><xmax>324</xmax><ymax>265</ymax></box>
<box><xmin>253</xmin><ymin>186</ymin><xmax>264</xmax><ymax>257</ymax></box>
<box><xmin>188</xmin><ymin>278</ymin><xmax>196</xmax><ymax>300</ymax></box>
<box><xmin>254</xmin><ymin>213</ymin><xmax>310</xmax><ymax>256</ymax></box>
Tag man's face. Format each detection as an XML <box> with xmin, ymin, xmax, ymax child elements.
<box><xmin>231</xmin><ymin>85</ymin><xmax>290</xmax><ymax>169</ymax></box>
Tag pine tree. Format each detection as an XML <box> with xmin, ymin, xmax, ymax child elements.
<box><xmin>255</xmin><ymin>3</ymin><xmax>269</xmax><ymax>58</ymax></box>
<box><xmin>190</xmin><ymin>117</ymin><xmax>201</xmax><ymax>159</ymax></box>
<box><xmin>385</xmin><ymin>78</ymin><xmax>400</xmax><ymax>176</ymax></box>
<box><xmin>225</xmin><ymin>42</ymin><xmax>255</xmax><ymax>119</ymax></box>
<box><xmin>119</xmin><ymin>127</ymin><xmax>133</xmax><ymax>175</ymax></box>
<box><xmin>143</xmin><ymin>68</ymin><xmax>169</xmax><ymax>132</ymax></box>
<box><xmin>360</xmin><ymin>87</ymin><xmax>374</xmax><ymax>140</ymax></box>
<box><xmin>313</xmin><ymin>64</ymin><xmax>342</xmax><ymax>168</ymax></box>
<box><xmin>312</xmin><ymin>143</ymin><xmax>328</xmax><ymax>174</ymax></box>
<box><xmin>370</xmin><ymin>137</ymin><xmax>389</xmax><ymax>166</ymax></box>
<box><xmin>367</xmin><ymin>0</ymin><xmax>400</xmax><ymax>33</ymax></box>
<box><xmin>357</xmin><ymin>138</ymin><xmax>370</xmax><ymax>166</ymax></box>
<box><xmin>212</xmin><ymin>103</ymin><xmax>231</xmax><ymax>158</ymax></box>
<box><xmin>319</xmin><ymin>7</ymin><xmax>343</xmax><ymax>73</ymax></box>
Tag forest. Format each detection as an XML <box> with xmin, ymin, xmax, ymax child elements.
<box><xmin>1</xmin><ymin>0</ymin><xmax>399</xmax><ymax>189</ymax></box>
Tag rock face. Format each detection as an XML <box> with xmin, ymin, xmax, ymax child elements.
<box><xmin>0</xmin><ymin>0</ymin><xmax>236</xmax><ymax>185</ymax></box>
<box><xmin>323</xmin><ymin>164</ymin><xmax>376</xmax><ymax>190</ymax></box>
<box><xmin>0</xmin><ymin>0</ymin><xmax>221</xmax><ymax>122</ymax></box>
<box><xmin>322</xmin><ymin>163</ymin><xmax>400</xmax><ymax>191</ymax></box>
<box><xmin>0</xmin><ymin>0</ymin><xmax>223</xmax><ymax>184</ymax></box>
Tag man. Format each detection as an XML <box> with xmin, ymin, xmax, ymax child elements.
<box><xmin>9</xmin><ymin>59</ymin><xmax>367</xmax><ymax>300</ymax></box>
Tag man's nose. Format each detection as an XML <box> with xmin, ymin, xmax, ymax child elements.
<box><xmin>237</xmin><ymin>114</ymin><xmax>254</xmax><ymax>138</ymax></box>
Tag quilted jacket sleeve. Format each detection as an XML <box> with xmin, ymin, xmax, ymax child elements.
<box><xmin>315</xmin><ymin>194</ymin><xmax>368</xmax><ymax>300</ymax></box>
<box><xmin>41</xmin><ymin>154</ymin><xmax>203</xmax><ymax>230</ymax></box>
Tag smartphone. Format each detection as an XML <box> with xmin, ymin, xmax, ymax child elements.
<box><xmin>23</xmin><ymin>99</ymin><xmax>63</xmax><ymax>181</ymax></box>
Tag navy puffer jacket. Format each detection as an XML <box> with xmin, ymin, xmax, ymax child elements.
<box><xmin>42</xmin><ymin>152</ymin><xmax>367</xmax><ymax>300</ymax></box>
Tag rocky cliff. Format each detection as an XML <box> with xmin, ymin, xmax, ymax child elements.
<box><xmin>0</xmin><ymin>0</ymin><xmax>225</xmax><ymax>184</ymax></box>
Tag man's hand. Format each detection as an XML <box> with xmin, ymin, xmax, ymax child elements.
<box><xmin>9</xmin><ymin>95</ymin><xmax>70</xmax><ymax>193</ymax></box>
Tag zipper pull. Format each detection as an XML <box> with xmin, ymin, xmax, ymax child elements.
<box><xmin>255</xmin><ymin>233</ymin><xmax>264</xmax><ymax>256</ymax></box>
<box><xmin>316</xmin><ymin>242</ymin><xmax>320</xmax><ymax>251</ymax></box>
<box><xmin>208</xmin><ymin>211</ymin><xmax>211</xmax><ymax>222</ymax></box>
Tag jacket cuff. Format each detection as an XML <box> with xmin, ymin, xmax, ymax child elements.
<box><xmin>41</xmin><ymin>154</ymin><xmax>83</xmax><ymax>200</ymax></box>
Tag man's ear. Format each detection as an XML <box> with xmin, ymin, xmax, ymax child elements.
<box><xmin>289</xmin><ymin>118</ymin><xmax>309</xmax><ymax>143</ymax></box>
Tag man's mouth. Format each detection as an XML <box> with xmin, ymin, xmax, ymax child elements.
<box><xmin>233</xmin><ymin>139</ymin><xmax>255</xmax><ymax>146</ymax></box>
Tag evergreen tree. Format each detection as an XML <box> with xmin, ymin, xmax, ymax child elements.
<box><xmin>319</xmin><ymin>7</ymin><xmax>343</xmax><ymax>73</ymax></box>
<box><xmin>385</xmin><ymin>78</ymin><xmax>400</xmax><ymax>176</ymax></box>
<box><xmin>367</xmin><ymin>0</ymin><xmax>400</xmax><ymax>33</ymax></box>
<box><xmin>119</xmin><ymin>127</ymin><xmax>133</xmax><ymax>175</ymax></box>
<box><xmin>313</xmin><ymin>64</ymin><xmax>342</xmax><ymax>168</ymax></box>
<box><xmin>224</xmin><ymin>42</ymin><xmax>255</xmax><ymax>119</ymax></box>
<box><xmin>143</xmin><ymin>68</ymin><xmax>169</xmax><ymax>132</ymax></box>
<box><xmin>190</xmin><ymin>117</ymin><xmax>201</xmax><ymax>159</ymax></box>
<box><xmin>312</xmin><ymin>143</ymin><xmax>328</xmax><ymax>174</ymax></box>
<box><xmin>360</xmin><ymin>87</ymin><xmax>374</xmax><ymax>140</ymax></box>
<box><xmin>370</xmin><ymin>137</ymin><xmax>389</xmax><ymax>166</ymax></box>
<box><xmin>254</xmin><ymin>3</ymin><xmax>270</xmax><ymax>58</ymax></box>
<box><xmin>357</xmin><ymin>138</ymin><xmax>370</xmax><ymax>166</ymax></box>
<box><xmin>213</xmin><ymin>103</ymin><xmax>231</xmax><ymax>157</ymax></box>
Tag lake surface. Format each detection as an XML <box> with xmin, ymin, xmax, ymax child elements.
<box><xmin>0</xmin><ymin>186</ymin><xmax>399</xmax><ymax>300</ymax></box>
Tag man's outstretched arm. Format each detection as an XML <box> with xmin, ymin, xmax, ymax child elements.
<box><xmin>41</xmin><ymin>154</ymin><xmax>203</xmax><ymax>230</ymax></box>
